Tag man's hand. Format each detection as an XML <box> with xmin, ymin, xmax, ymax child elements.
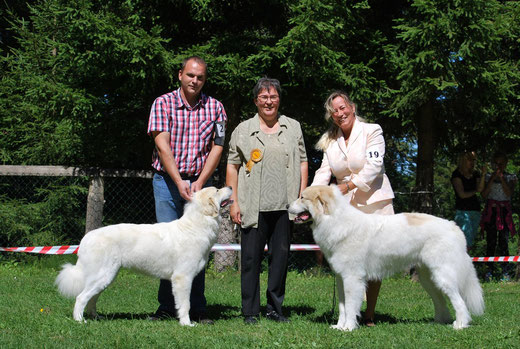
<box><xmin>190</xmin><ymin>180</ymin><xmax>204</xmax><ymax>195</ymax></box>
<box><xmin>177</xmin><ymin>180</ymin><xmax>192</xmax><ymax>201</ymax></box>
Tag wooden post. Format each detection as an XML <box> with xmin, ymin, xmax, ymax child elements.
<box><xmin>85</xmin><ymin>176</ymin><xmax>104</xmax><ymax>233</ymax></box>
<box><xmin>515</xmin><ymin>243</ymin><xmax>520</xmax><ymax>281</ymax></box>
<box><xmin>214</xmin><ymin>205</ymin><xmax>237</xmax><ymax>271</ymax></box>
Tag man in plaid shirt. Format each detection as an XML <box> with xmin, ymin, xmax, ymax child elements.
<box><xmin>147</xmin><ymin>56</ymin><xmax>227</xmax><ymax>324</ymax></box>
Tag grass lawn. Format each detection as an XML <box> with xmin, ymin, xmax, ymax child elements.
<box><xmin>0</xmin><ymin>256</ymin><xmax>519</xmax><ymax>348</ymax></box>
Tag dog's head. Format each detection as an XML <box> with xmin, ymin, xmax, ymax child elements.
<box><xmin>288</xmin><ymin>185</ymin><xmax>338</xmax><ymax>223</ymax></box>
<box><xmin>193</xmin><ymin>186</ymin><xmax>233</xmax><ymax>218</ymax></box>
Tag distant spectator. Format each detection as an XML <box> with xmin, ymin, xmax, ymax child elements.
<box><xmin>451</xmin><ymin>151</ymin><xmax>486</xmax><ymax>252</ymax></box>
<box><xmin>480</xmin><ymin>152</ymin><xmax>517</xmax><ymax>281</ymax></box>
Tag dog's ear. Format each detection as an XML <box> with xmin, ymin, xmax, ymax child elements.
<box><xmin>202</xmin><ymin>197</ymin><xmax>219</xmax><ymax>217</ymax></box>
<box><xmin>317</xmin><ymin>190</ymin><xmax>334</xmax><ymax>215</ymax></box>
<box><xmin>317</xmin><ymin>196</ymin><xmax>329</xmax><ymax>215</ymax></box>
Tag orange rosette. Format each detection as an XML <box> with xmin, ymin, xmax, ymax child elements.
<box><xmin>245</xmin><ymin>149</ymin><xmax>263</xmax><ymax>176</ymax></box>
<box><xmin>245</xmin><ymin>160</ymin><xmax>254</xmax><ymax>173</ymax></box>
<box><xmin>250</xmin><ymin>149</ymin><xmax>263</xmax><ymax>163</ymax></box>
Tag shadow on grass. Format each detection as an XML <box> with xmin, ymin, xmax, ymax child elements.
<box><xmin>311</xmin><ymin>310</ymin><xmax>422</xmax><ymax>327</ymax></box>
<box><xmin>285</xmin><ymin>305</ymin><xmax>316</xmax><ymax>317</ymax></box>
<box><xmin>93</xmin><ymin>306</ymin><xmax>437</xmax><ymax>326</ymax></box>
<box><xmin>96</xmin><ymin>304</ymin><xmax>240</xmax><ymax>321</ymax></box>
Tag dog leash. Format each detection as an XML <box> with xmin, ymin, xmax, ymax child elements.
<box><xmin>330</xmin><ymin>275</ymin><xmax>336</xmax><ymax>316</ymax></box>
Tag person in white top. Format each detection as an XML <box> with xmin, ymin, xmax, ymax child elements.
<box><xmin>480</xmin><ymin>151</ymin><xmax>517</xmax><ymax>281</ymax></box>
<box><xmin>312</xmin><ymin>91</ymin><xmax>394</xmax><ymax>327</ymax></box>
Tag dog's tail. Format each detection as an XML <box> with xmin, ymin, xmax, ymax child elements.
<box><xmin>55</xmin><ymin>263</ymin><xmax>85</xmax><ymax>298</ymax></box>
<box><xmin>460</xmin><ymin>259</ymin><xmax>485</xmax><ymax>316</ymax></box>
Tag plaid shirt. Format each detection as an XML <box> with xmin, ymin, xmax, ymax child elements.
<box><xmin>147</xmin><ymin>88</ymin><xmax>227</xmax><ymax>176</ymax></box>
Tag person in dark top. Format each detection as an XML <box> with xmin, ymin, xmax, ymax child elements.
<box><xmin>451</xmin><ymin>151</ymin><xmax>486</xmax><ymax>252</ymax></box>
<box><xmin>480</xmin><ymin>151</ymin><xmax>517</xmax><ymax>281</ymax></box>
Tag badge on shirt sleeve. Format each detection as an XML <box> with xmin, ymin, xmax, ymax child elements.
<box><xmin>365</xmin><ymin>146</ymin><xmax>382</xmax><ymax>163</ymax></box>
<box><xmin>214</xmin><ymin>121</ymin><xmax>226</xmax><ymax>146</ymax></box>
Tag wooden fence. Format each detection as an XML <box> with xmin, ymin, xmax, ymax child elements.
<box><xmin>0</xmin><ymin>165</ymin><xmax>238</xmax><ymax>270</ymax></box>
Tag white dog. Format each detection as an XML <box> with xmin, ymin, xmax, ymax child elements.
<box><xmin>288</xmin><ymin>185</ymin><xmax>484</xmax><ymax>331</ymax></box>
<box><xmin>56</xmin><ymin>186</ymin><xmax>232</xmax><ymax>326</ymax></box>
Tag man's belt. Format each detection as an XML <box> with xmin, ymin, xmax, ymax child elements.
<box><xmin>153</xmin><ymin>169</ymin><xmax>199</xmax><ymax>181</ymax></box>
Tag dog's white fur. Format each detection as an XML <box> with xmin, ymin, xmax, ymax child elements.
<box><xmin>288</xmin><ymin>185</ymin><xmax>484</xmax><ymax>331</ymax></box>
<box><xmin>55</xmin><ymin>186</ymin><xmax>232</xmax><ymax>326</ymax></box>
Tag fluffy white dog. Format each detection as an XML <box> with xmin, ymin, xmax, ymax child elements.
<box><xmin>56</xmin><ymin>186</ymin><xmax>232</xmax><ymax>326</ymax></box>
<box><xmin>288</xmin><ymin>185</ymin><xmax>484</xmax><ymax>331</ymax></box>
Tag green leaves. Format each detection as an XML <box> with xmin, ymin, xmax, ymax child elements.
<box><xmin>0</xmin><ymin>0</ymin><xmax>176</xmax><ymax>167</ymax></box>
<box><xmin>1</xmin><ymin>0</ymin><xmax>518</xmax><ymax>180</ymax></box>
<box><xmin>389</xmin><ymin>0</ymin><xmax>520</xmax><ymax>152</ymax></box>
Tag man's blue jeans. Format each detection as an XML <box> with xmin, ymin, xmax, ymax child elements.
<box><xmin>153</xmin><ymin>172</ymin><xmax>208</xmax><ymax>315</ymax></box>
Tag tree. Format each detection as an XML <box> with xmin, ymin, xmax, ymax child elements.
<box><xmin>1</xmin><ymin>0</ymin><xmax>519</xmax><ymax>213</ymax></box>
<box><xmin>0</xmin><ymin>0</ymin><xmax>175</xmax><ymax>167</ymax></box>
<box><xmin>386</xmin><ymin>0</ymin><xmax>520</xmax><ymax>213</ymax></box>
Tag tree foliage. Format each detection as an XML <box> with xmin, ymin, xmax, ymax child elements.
<box><xmin>1</xmin><ymin>0</ymin><xmax>519</xmax><ymax>211</ymax></box>
<box><xmin>0</xmin><ymin>0</ymin><xmax>175</xmax><ymax>167</ymax></box>
<box><xmin>388</xmin><ymin>0</ymin><xmax>520</xmax><ymax>151</ymax></box>
<box><xmin>384</xmin><ymin>0</ymin><xmax>520</xmax><ymax>211</ymax></box>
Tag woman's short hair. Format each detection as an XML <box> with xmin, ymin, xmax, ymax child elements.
<box><xmin>253</xmin><ymin>77</ymin><xmax>282</xmax><ymax>99</ymax></box>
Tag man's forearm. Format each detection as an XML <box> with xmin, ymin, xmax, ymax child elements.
<box><xmin>197</xmin><ymin>144</ymin><xmax>224</xmax><ymax>186</ymax></box>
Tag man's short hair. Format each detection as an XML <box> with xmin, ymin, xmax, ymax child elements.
<box><xmin>180</xmin><ymin>56</ymin><xmax>207</xmax><ymax>73</ymax></box>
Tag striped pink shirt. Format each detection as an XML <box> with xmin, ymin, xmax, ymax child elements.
<box><xmin>147</xmin><ymin>88</ymin><xmax>227</xmax><ymax>176</ymax></box>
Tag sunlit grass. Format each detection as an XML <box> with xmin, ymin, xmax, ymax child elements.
<box><xmin>0</xmin><ymin>256</ymin><xmax>519</xmax><ymax>348</ymax></box>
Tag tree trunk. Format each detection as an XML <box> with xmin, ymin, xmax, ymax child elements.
<box><xmin>214</xmin><ymin>96</ymin><xmax>241</xmax><ymax>271</ymax></box>
<box><xmin>414</xmin><ymin>101</ymin><xmax>435</xmax><ymax>214</ymax></box>
<box><xmin>215</xmin><ymin>205</ymin><xmax>238</xmax><ymax>271</ymax></box>
<box><xmin>85</xmin><ymin>176</ymin><xmax>104</xmax><ymax>233</ymax></box>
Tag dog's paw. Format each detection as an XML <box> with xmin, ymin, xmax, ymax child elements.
<box><xmin>179</xmin><ymin>318</ymin><xmax>195</xmax><ymax>327</ymax></box>
<box><xmin>73</xmin><ymin>315</ymin><xmax>86</xmax><ymax>323</ymax></box>
<box><xmin>452</xmin><ymin>320</ymin><xmax>470</xmax><ymax>330</ymax></box>
<box><xmin>330</xmin><ymin>323</ymin><xmax>356</xmax><ymax>331</ymax></box>
<box><xmin>344</xmin><ymin>323</ymin><xmax>358</xmax><ymax>331</ymax></box>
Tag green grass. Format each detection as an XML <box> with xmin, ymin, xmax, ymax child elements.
<box><xmin>1</xmin><ymin>256</ymin><xmax>519</xmax><ymax>348</ymax></box>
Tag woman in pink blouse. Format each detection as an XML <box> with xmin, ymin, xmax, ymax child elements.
<box><xmin>312</xmin><ymin>91</ymin><xmax>394</xmax><ymax>327</ymax></box>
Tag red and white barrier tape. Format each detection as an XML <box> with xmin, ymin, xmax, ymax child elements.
<box><xmin>0</xmin><ymin>245</ymin><xmax>79</xmax><ymax>254</ymax></box>
<box><xmin>0</xmin><ymin>244</ymin><xmax>518</xmax><ymax>262</ymax></box>
<box><xmin>0</xmin><ymin>244</ymin><xmax>319</xmax><ymax>254</ymax></box>
<box><xmin>472</xmin><ymin>256</ymin><xmax>519</xmax><ymax>262</ymax></box>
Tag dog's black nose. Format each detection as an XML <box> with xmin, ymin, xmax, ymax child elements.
<box><xmin>286</xmin><ymin>204</ymin><xmax>290</xmax><ymax>209</ymax></box>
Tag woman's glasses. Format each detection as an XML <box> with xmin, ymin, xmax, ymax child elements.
<box><xmin>257</xmin><ymin>95</ymin><xmax>279</xmax><ymax>102</ymax></box>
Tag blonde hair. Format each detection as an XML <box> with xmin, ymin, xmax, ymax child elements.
<box><xmin>456</xmin><ymin>151</ymin><xmax>476</xmax><ymax>171</ymax></box>
<box><xmin>315</xmin><ymin>91</ymin><xmax>364</xmax><ymax>151</ymax></box>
